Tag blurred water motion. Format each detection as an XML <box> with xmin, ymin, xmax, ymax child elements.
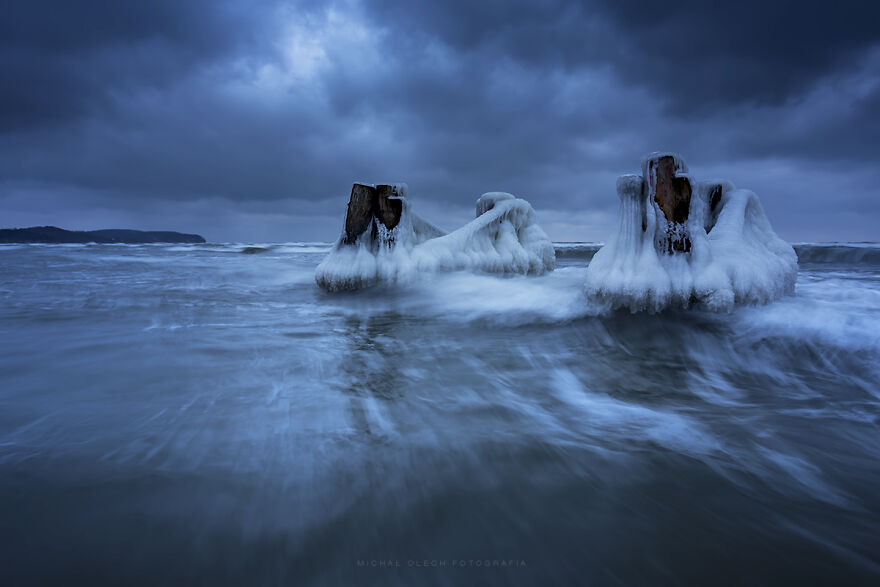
<box><xmin>1</xmin><ymin>242</ymin><xmax>879</xmax><ymax>584</ymax></box>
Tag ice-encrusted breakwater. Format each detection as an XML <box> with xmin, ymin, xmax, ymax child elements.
<box><xmin>316</xmin><ymin>184</ymin><xmax>555</xmax><ymax>291</ymax></box>
<box><xmin>585</xmin><ymin>153</ymin><xmax>798</xmax><ymax>312</ymax></box>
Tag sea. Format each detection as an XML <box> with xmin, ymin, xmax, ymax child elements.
<box><xmin>1</xmin><ymin>241</ymin><xmax>879</xmax><ymax>585</ymax></box>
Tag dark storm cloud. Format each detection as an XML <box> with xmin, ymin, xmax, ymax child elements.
<box><xmin>364</xmin><ymin>0</ymin><xmax>880</xmax><ymax>111</ymax></box>
<box><xmin>596</xmin><ymin>0</ymin><xmax>880</xmax><ymax>109</ymax></box>
<box><xmin>0</xmin><ymin>0</ymin><xmax>282</xmax><ymax>131</ymax></box>
<box><xmin>0</xmin><ymin>0</ymin><xmax>878</xmax><ymax>241</ymax></box>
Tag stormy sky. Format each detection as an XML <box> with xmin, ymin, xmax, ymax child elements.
<box><xmin>2</xmin><ymin>0</ymin><xmax>878</xmax><ymax>242</ymax></box>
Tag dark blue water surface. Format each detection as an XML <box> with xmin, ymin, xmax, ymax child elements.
<box><xmin>1</xmin><ymin>242</ymin><xmax>879</xmax><ymax>585</ymax></box>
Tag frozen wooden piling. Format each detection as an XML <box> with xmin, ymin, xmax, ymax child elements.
<box><xmin>645</xmin><ymin>154</ymin><xmax>692</xmax><ymax>253</ymax></box>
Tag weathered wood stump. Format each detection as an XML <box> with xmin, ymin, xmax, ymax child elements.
<box><xmin>341</xmin><ymin>183</ymin><xmax>406</xmax><ymax>245</ymax></box>
<box><xmin>646</xmin><ymin>154</ymin><xmax>692</xmax><ymax>253</ymax></box>
<box><xmin>649</xmin><ymin>155</ymin><xmax>691</xmax><ymax>224</ymax></box>
<box><xmin>343</xmin><ymin>183</ymin><xmax>377</xmax><ymax>244</ymax></box>
<box><xmin>375</xmin><ymin>184</ymin><xmax>403</xmax><ymax>230</ymax></box>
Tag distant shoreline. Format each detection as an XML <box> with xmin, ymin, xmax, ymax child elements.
<box><xmin>0</xmin><ymin>226</ymin><xmax>205</xmax><ymax>244</ymax></box>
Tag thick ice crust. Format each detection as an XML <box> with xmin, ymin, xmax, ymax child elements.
<box><xmin>316</xmin><ymin>193</ymin><xmax>555</xmax><ymax>291</ymax></box>
<box><xmin>585</xmin><ymin>167</ymin><xmax>797</xmax><ymax>312</ymax></box>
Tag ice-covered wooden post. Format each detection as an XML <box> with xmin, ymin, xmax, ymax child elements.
<box><xmin>343</xmin><ymin>183</ymin><xmax>377</xmax><ymax>244</ymax></box>
<box><xmin>585</xmin><ymin>151</ymin><xmax>798</xmax><ymax>311</ymax></box>
<box><xmin>645</xmin><ymin>154</ymin><xmax>692</xmax><ymax>253</ymax></box>
<box><xmin>374</xmin><ymin>184</ymin><xmax>403</xmax><ymax>230</ymax></box>
<box><xmin>341</xmin><ymin>182</ymin><xmax>407</xmax><ymax>246</ymax></box>
<box><xmin>475</xmin><ymin>192</ymin><xmax>515</xmax><ymax>217</ymax></box>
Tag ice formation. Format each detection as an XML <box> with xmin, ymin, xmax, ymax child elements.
<box><xmin>316</xmin><ymin>184</ymin><xmax>555</xmax><ymax>291</ymax></box>
<box><xmin>585</xmin><ymin>153</ymin><xmax>798</xmax><ymax>312</ymax></box>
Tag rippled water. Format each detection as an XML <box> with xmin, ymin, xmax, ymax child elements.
<box><xmin>1</xmin><ymin>242</ymin><xmax>879</xmax><ymax>584</ymax></box>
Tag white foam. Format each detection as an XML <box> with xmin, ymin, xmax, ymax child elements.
<box><xmin>275</xmin><ymin>244</ymin><xmax>333</xmax><ymax>254</ymax></box>
<box><xmin>732</xmin><ymin>274</ymin><xmax>880</xmax><ymax>353</ymax></box>
<box><xmin>551</xmin><ymin>368</ymin><xmax>722</xmax><ymax>458</ymax></box>
<box><xmin>413</xmin><ymin>267</ymin><xmax>592</xmax><ymax>324</ymax></box>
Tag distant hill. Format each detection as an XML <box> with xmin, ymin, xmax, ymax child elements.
<box><xmin>0</xmin><ymin>226</ymin><xmax>206</xmax><ymax>244</ymax></box>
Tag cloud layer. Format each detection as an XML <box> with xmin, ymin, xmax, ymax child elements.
<box><xmin>2</xmin><ymin>0</ymin><xmax>878</xmax><ymax>241</ymax></box>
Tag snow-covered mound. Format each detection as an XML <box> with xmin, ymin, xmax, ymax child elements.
<box><xmin>585</xmin><ymin>153</ymin><xmax>797</xmax><ymax>312</ymax></box>
<box><xmin>316</xmin><ymin>186</ymin><xmax>555</xmax><ymax>291</ymax></box>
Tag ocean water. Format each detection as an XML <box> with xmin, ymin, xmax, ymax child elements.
<box><xmin>1</xmin><ymin>242</ymin><xmax>879</xmax><ymax>585</ymax></box>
